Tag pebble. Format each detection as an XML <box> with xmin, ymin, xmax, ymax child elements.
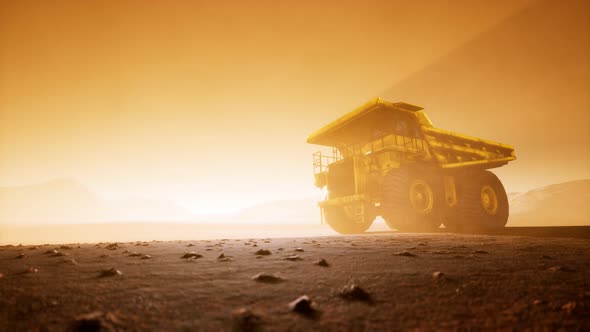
<box><xmin>16</xmin><ymin>253</ymin><xmax>25</xmax><ymax>259</ymax></box>
<box><xmin>285</xmin><ymin>255</ymin><xmax>303</xmax><ymax>261</ymax></box>
<box><xmin>295</xmin><ymin>248</ymin><xmax>304</xmax><ymax>252</ymax></box>
<box><xmin>252</xmin><ymin>272</ymin><xmax>284</xmax><ymax>283</ymax></box>
<box><xmin>26</xmin><ymin>267</ymin><xmax>39</xmax><ymax>274</ymax></box>
<box><xmin>141</xmin><ymin>255</ymin><xmax>152</xmax><ymax>259</ymax></box>
<box><xmin>255</xmin><ymin>249</ymin><xmax>271</xmax><ymax>256</ymax></box>
<box><xmin>100</xmin><ymin>268</ymin><xmax>123</xmax><ymax>277</ymax></box>
<box><xmin>548</xmin><ymin>266</ymin><xmax>575</xmax><ymax>272</ymax></box>
<box><xmin>394</xmin><ymin>250</ymin><xmax>416</xmax><ymax>257</ymax></box>
<box><xmin>232</xmin><ymin>308</ymin><xmax>260</xmax><ymax>331</ymax></box>
<box><xmin>45</xmin><ymin>249</ymin><xmax>59</xmax><ymax>255</ymax></box>
<box><xmin>105</xmin><ymin>243</ymin><xmax>120</xmax><ymax>250</ymax></box>
<box><xmin>314</xmin><ymin>258</ymin><xmax>330</xmax><ymax>267</ymax></box>
<box><xmin>288</xmin><ymin>295</ymin><xmax>315</xmax><ymax>314</ymax></box>
<box><xmin>562</xmin><ymin>301</ymin><xmax>577</xmax><ymax>314</ymax></box>
<box><xmin>128</xmin><ymin>252</ymin><xmax>142</xmax><ymax>257</ymax></box>
<box><xmin>432</xmin><ymin>271</ymin><xmax>446</xmax><ymax>281</ymax></box>
<box><xmin>339</xmin><ymin>283</ymin><xmax>372</xmax><ymax>302</ymax></box>
<box><xmin>182</xmin><ymin>252</ymin><xmax>203</xmax><ymax>259</ymax></box>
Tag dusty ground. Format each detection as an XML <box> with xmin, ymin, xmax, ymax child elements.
<box><xmin>1</xmin><ymin>232</ymin><xmax>589</xmax><ymax>331</ymax></box>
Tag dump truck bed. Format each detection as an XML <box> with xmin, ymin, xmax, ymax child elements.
<box><xmin>422</xmin><ymin>126</ymin><xmax>516</xmax><ymax>169</ymax></box>
<box><xmin>307</xmin><ymin>98</ymin><xmax>515</xmax><ymax>170</ymax></box>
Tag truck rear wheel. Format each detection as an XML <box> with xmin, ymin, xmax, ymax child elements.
<box><xmin>323</xmin><ymin>203</ymin><xmax>375</xmax><ymax>234</ymax></box>
<box><xmin>445</xmin><ymin>170</ymin><xmax>509</xmax><ymax>232</ymax></box>
<box><xmin>381</xmin><ymin>168</ymin><xmax>442</xmax><ymax>232</ymax></box>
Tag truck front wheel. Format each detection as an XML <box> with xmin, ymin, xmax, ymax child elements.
<box><xmin>323</xmin><ymin>203</ymin><xmax>375</xmax><ymax>234</ymax></box>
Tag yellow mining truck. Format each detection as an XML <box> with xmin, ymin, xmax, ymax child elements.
<box><xmin>307</xmin><ymin>98</ymin><xmax>516</xmax><ymax>234</ymax></box>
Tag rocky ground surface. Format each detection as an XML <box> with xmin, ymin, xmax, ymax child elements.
<box><xmin>1</xmin><ymin>232</ymin><xmax>589</xmax><ymax>331</ymax></box>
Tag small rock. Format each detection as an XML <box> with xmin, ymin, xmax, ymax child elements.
<box><xmin>473</xmin><ymin>250</ymin><xmax>489</xmax><ymax>254</ymax></box>
<box><xmin>285</xmin><ymin>255</ymin><xmax>303</xmax><ymax>261</ymax></box>
<box><xmin>314</xmin><ymin>259</ymin><xmax>329</xmax><ymax>267</ymax></box>
<box><xmin>63</xmin><ymin>259</ymin><xmax>78</xmax><ymax>265</ymax></box>
<box><xmin>252</xmin><ymin>272</ymin><xmax>284</xmax><ymax>283</ymax></box>
<box><xmin>128</xmin><ymin>252</ymin><xmax>142</xmax><ymax>257</ymax></box>
<box><xmin>295</xmin><ymin>248</ymin><xmax>304</xmax><ymax>252</ymax></box>
<box><xmin>53</xmin><ymin>251</ymin><xmax>68</xmax><ymax>257</ymax></box>
<box><xmin>394</xmin><ymin>250</ymin><xmax>415</xmax><ymax>257</ymax></box>
<box><xmin>16</xmin><ymin>253</ymin><xmax>26</xmax><ymax>259</ymax></box>
<box><xmin>255</xmin><ymin>249</ymin><xmax>271</xmax><ymax>256</ymax></box>
<box><xmin>277</xmin><ymin>248</ymin><xmax>284</xmax><ymax>251</ymax></box>
<box><xmin>217</xmin><ymin>253</ymin><xmax>226</xmax><ymax>259</ymax></box>
<box><xmin>533</xmin><ymin>299</ymin><xmax>545</xmax><ymax>305</ymax></box>
<box><xmin>339</xmin><ymin>284</ymin><xmax>372</xmax><ymax>302</ymax></box>
<box><xmin>26</xmin><ymin>267</ymin><xmax>39</xmax><ymax>274</ymax></box>
<box><xmin>252</xmin><ymin>244</ymin><xmax>258</xmax><ymax>247</ymax></box>
<box><xmin>60</xmin><ymin>245</ymin><xmax>73</xmax><ymax>250</ymax></box>
<box><xmin>140</xmin><ymin>255</ymin><xmax>152</xmax><ymax>259</ymax></box>
<box><xmin>70</xmin><ymin>311</ymin><xmax>124</xmax><ymax>331</ymax></box>
<box><xmin>28</xmin><ymin>246</ymin><xmax>39</xmax><ymax>250</ymax></box>
<box><xmin>562</xmin><ymin>301</ymin><xmax>577</xmax><ymax>315</ymax></box>
<box><xmin>288</xmin><ymin>295</ymin><xmax>315</xmax><ymax>314</ymax></box>
<box><xmin>432</xmin><ymin>271</ymin><xmax>445</xmax><ymax>281</ymax></box>
<box><xmin>45</xmin><ymin>249</ymin><xmax>59</xmax><ymax>255</ymax></box>
<box><xmin>187</xmin><ymin>244</ymin><xmax>195</xmax><ymax>247</ymax></box>
<box><xmin>540</xmin><ymin>254</ymin><xmax>553</xmax><ymax>259</ymax></box>
<box><xmin>232</xmin><ymin>308</ymin><xmax>260</xmax><ymax>331</ymax></box>
<box><xmin>0</xmin><ymin>272</ymin><xmax>4</xmax><ymax>278</ymax></box>
<box><xmin>100</xmin><ymin>268</ymin><xmax>122</xmax><ymax>277</ymax></box>
<box><xmin>181</xmin><ymin>252</ymin><xmax>203</xmax><ymax>259</ymax></box>
<box><xmin>548</xmin><ymin>266</ymin><xmax>575</xmax><ymax>272</ymax></box>
<box><xmin>105</xmin><ymin>243</ymin><xmax>119</xmax><ymax>250</ymax></box>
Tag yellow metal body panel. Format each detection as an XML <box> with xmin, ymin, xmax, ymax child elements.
<box><xmin>308</xmin><ymin>98</ymin><xmax>516</xmax><ymax>219</ymax></box>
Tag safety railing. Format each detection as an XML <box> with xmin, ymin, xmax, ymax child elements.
<box><xmin>312</xmin><ymin>147</ymin><xmax>342</xmax><ymax>175</ymax></box>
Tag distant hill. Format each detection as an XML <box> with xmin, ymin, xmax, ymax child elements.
<box><xmin>382</xmin><ymin>0</ymin><xmax>590</xmax><ymax>186</ymax></box>
<box><xmin>0</xmin><ymin>179</ymin><xmax>113</xmax><ymax>224</ymax></box>
<box><xmin>0</xmin><ymin>179</ymin><xmax>192</xmax><ymax>224</ymax></box>
<box><xmin>508</xmin><ymin>179</ymin><xmax>590</xmax><ymax>226</ymax></box>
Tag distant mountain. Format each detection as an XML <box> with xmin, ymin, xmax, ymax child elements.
<box><xmin>0</xmin><ymin>179</ymin><xmax>114</xmax><ymax>224</ymax></box>
<box><xmin>508</xmin><ymin>179</ymin><xmax>590</xmax><ymax>226</ymax></box>
<box><xmin>109</xmin><ymin>198</ymin><xmax>193</xmax><ymax>222</ymax></box>
<box><xmin>0</xmin><ymin>179</ymin><xmax>193</xmax><ymax>224</ymax></box>
<box><xmin>382</xmin><ymin>0</ymin><xmax>590</xmax><ymax>185</ymax></box>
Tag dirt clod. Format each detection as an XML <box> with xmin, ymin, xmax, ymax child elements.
<box><xmin>395</xmin><ymin>250</ymin><xmax>416</xmax><ymax>257</ymax></box>
<box><xmin>255</xmin><ymin>249</ymin><xmax>271</xmax><ymax>256</ymax></box>
<box><xmin>100</xmin><ymin>268</ymin><xmax>122</xmax><ymax>277</ymax></box>
<box><xmin>314</xmin><ymin>258</ymin><xmax>329</xmax><ymax>267</ymax></box>
<box><xmin>285</xmin><ymin>255</ymin><xmax>303</xmax><ymax>261</ymax></box>
<box><xmin>252</xmin><ymin>273</ymin><xmax>284</xmax><ymax>283</ymax></box>
<box><xmin>339</xmin><ymin>283</ymin><xmax>372</xmax><ymax>302</ymax></box>
<box><xmin>288</xmin><ymin>295</ymin><xmax>315</xmax><ymax>314</ymax></box>
<box><xmin>181</xmin><ymin>252</ymin><xmax>203</xmax><ymax>259</ymax></box>
<box><xmin>232</xmin><ymin>307</ymin><xmax>260</xmax><ymax>332</ymax></box>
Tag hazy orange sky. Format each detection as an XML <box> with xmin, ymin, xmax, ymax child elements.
<box><xmin>1</xmin><ymin>0</ymin><xmax>573</xmax><ymax>215</ymax></box>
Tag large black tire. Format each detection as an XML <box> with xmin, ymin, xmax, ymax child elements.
<box><xmin>381</xmin><ymin>168</ymin><xmax>442</xmax><ymax>232</ymax></box>
<box><xmin>324</xmin><ymin>204</ymin><xmax>375</xmax><ymax>234</ymax></box>
<box><xmin>445</xmin><ymin>170</ymin><xmax>509</xmax><ymax>232</ymax></box>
